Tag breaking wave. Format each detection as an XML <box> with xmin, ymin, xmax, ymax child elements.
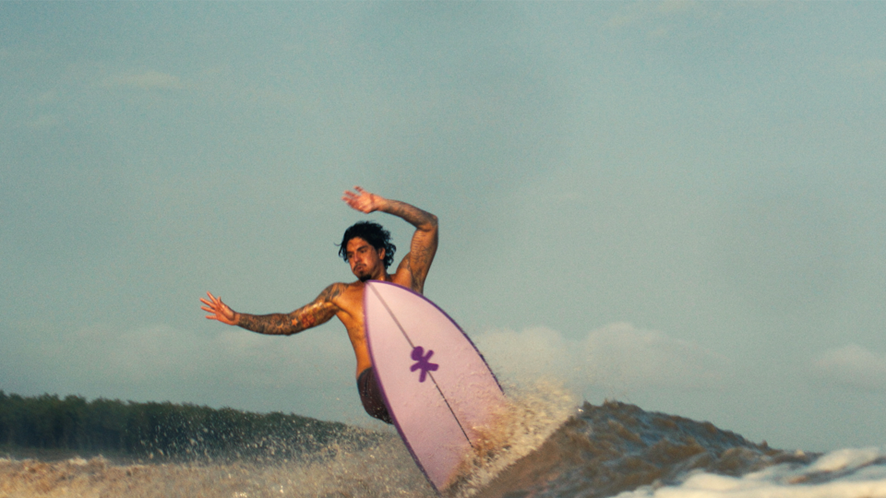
<box><xmin>3</xmin><ymin>384</ymin><xmax>885</xmax><ymax>498</ymax></box>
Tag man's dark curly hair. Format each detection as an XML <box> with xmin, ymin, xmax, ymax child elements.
<box><xmin>338</xmin><ymin>221</ymin><xmax>396</xmax><ymax>269</ymax></box>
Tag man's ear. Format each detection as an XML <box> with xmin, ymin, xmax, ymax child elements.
<box><xmin>377</xmin><ymin>247</ymin><xmax>386</xmax><ymax>261</ymax></box>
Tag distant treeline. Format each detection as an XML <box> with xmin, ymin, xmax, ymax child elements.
<box><xmin>0</xmin><ymin>391</ymin><xmax>373</xmax><ymax>461</ymax></box>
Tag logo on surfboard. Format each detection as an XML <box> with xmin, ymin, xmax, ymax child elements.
<box><xmin>410</xmin><ymin>346</ymin><xmax>439</xmax><ymax>382</ymax></box>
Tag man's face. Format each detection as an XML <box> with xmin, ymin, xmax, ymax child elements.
<box><xmin>346</xmin><ymin>237</ymin><xmax>385</xmax><ymax>281</ymax></box>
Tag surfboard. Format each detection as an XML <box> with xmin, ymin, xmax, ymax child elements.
<box><xmin>363</xmin><ymin>280</ymin><xmax>506</xmax><ymax>493</ymax></box>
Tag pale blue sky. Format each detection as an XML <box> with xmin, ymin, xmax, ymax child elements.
<box><xmin>2</xmin><ymin>2</ymin><xmax>884</xmax><ymax>452</ymax></box>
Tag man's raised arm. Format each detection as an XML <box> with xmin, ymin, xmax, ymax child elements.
<box><xmin>342</xmin><ymin>186</ymin><xmax>438</xmax><ymax>292</ymax></box>
<box><xmin>200</xmin><ymin>284</ymin><xmax>343</xmax><ymax>335</ymax></box>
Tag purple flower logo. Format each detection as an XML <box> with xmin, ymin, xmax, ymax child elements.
<box><xmin>410</xmin><ymin>346</ymin><xmax>439</xmax><ymax>382</ymax></box>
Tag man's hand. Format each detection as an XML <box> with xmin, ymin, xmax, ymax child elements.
<box><xmin>343</xmin><ymin>186</ymin><xmax>384</xmax><ymax>214</ymax></box>
<box><xmin>201</xmin><ymin>292</ymin><xmax>237</xmax><ymax>325</ymax></box>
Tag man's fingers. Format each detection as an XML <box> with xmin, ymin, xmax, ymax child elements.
<box><xmin>343</xmin><ymin>187</ymin><xmax>366</xmax><ymax>199</ymax></box>
<box><xmin>343</xmin><ymin>187</ymin><xmax>375</xmax><ymax>213</ymax></box>
<box><xmin>202</xmin><ymin>296</ymin><xmax>222</xmax><ymax>308</ymax></box>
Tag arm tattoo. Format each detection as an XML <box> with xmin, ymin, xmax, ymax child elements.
<box><xmin>381</xmin><ymin>197</ymin><xmax>439</xmax><ymax>293</ymax></box>
<box><xmin>384</xmin><ymin>200</ymin><xmax>438</xmax><ymax>231</ymax></box>
<box><xmin>410</xmin><ymin>245</ymin><xmax>434</xmax><ymax>291</ymax></box>
<box><xmin>237</xmin><ymin>313</ymin><xmax>293</xmax><ymax>335</ymax></box>
<box><xmin>237</xmin><ymin>284</ymin><xmax>343</xmax><ymax>336</ymax></box>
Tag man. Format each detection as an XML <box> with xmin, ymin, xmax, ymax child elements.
<box><xmin>200</xmin><ymin>186</ymin><xmax>438</xmax><ymax>423</ymax></box>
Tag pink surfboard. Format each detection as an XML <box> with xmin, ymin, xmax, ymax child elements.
<box><xmin>363</xmin><ymin>281</ymin><xmax>506</xmax><ymax>493</ymax></box>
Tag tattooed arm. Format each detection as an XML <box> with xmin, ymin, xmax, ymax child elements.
<box><xmin>342</xmin><ymin>186</ymin><xmax>438</xmax><ymax>292</ymax></box>
<box><xmin>201</xmin><ymin>284</ymin><xmax>343</xmax><ymax>335</ymax></box>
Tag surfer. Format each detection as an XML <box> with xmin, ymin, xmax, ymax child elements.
<box><xmin>200</xmin><ymin>186</ymin><xmax>438</xmax><ymax>424</ymax></box>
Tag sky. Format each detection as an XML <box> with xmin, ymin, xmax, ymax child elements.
<box><xmin>1</xmin><ymin>1</ymin><xmax>884</xmax><ymax>454</ymax></box>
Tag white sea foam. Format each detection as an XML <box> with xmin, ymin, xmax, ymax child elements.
<box><xmin>805</xmin><ymin>447</ymin><xmax>882</xmax><ymax>473</ymax></box>
<box><xmin>450</xmin><ymin>379</ymin><xmax>578</xmax><ymax>497</ymax></box>
<box><xmin>616</xmin><ymin>447</ymin><xmax>886</xmax><ymax>498</ymax></box>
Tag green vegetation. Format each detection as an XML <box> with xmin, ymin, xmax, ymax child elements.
<box><xmin>0</xmin><ymin>391</ymin><xmax>371</xmax><ymax>462</ymax></box>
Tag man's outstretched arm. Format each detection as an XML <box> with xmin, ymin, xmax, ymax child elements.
<box><xmin>201</xmin><ymin>284</ymin><xmax>343</xmax><ymax>335</ymax></box>
<box><xmin>343</xmin><ymin>186</ymin><xmax>438</xmax><ymax>292</ymax></box>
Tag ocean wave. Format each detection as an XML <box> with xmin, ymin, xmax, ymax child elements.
<box><xmin>2</xmin><ymin>396</ymin><xmax>884</xmax><ymax>498</ymax></box>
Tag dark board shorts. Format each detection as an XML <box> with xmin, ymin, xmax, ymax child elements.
<box><xmin>357</xmin><ymin>367</ymin><xmax>393</xmax><ymax>424</ymax></box>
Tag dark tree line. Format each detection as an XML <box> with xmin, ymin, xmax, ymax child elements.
<box><xmin>0</xmin><ymin>391</ymin><xmax>373</xmax><ymax>462</ymax></box>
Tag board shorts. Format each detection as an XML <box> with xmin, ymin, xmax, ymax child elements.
<box><xmin>357</xmin><ymin>367</ymin><xmax>393</xmax><ymax>424</ymax></box>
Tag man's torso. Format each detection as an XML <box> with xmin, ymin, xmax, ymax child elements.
<box><xmin>332</xmin><ymin>270</ymin><xmax>417</xmax><ymax>377</ymax></box>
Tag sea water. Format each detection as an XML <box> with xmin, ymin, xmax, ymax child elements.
<box><xmin>2</xmin><ymin>382</ymin><xmax>885</xmax><ymax>498</ymax></box>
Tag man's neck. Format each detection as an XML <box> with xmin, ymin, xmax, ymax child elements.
<box><xmin>360</xmin><ymin>272</ymin><xmax>390</xmax><ymax>283</ymax></box>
